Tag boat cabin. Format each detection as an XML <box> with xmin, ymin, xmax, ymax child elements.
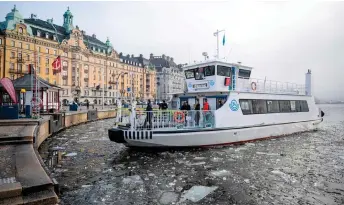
<box><xmin>171</xmin><ymin>60</ymin><xmax>253</xmax><ymax>110</ymax></box>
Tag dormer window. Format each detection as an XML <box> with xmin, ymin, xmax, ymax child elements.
<box><xmin>53</xmin><ymin>35</ymin><xmax>57</xmax><ymax>41</ymax></box>
<box><xmin>19</xmin><ymin>27</ymin><xmax>23</xmax><ymax>34</ymax></box>
<box><xmin>45</xmin><ymin>33</ymin><xmax>49</xmax><ymax>39</ymax></box>
<box><xmin>37</xmin><ymin>30</ymin><xmax>41</xmax><ymax>37</ymax></box>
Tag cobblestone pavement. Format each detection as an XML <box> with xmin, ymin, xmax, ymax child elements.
<box><xmin>0</xmin><ymin>146</ymin><xmax>16</xmax><ymax>180</ymax></box>
<box><xmin>39</xmin><ymin>104</ymin><xmax>344</xmax><ymax>205</ymax></box>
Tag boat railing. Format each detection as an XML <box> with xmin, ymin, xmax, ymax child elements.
<box><xmin>117</xmin><ymin>109</ymin><xmax>216</xmax><ymax>130</ymax></box>
<box><xmin>236</xmin><ymin>78</ymin><xmax>306</xmax><ymax>95</ymax></box>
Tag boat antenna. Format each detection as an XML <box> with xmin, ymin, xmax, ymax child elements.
<box><xmin>214</xmin><ymin>29</ymin><xmax>225</xmax><ymax>59</ymax></box>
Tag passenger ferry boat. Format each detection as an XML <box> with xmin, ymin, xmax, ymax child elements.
<box><xmin>108</xmin><ymin>32</ymin><xmax>324</xmax><ymax>148</ymax></box>
<box><xmin>108</xmin><ymin>58</ymin><xmax>324</xmax><ymax>148</ymax></box>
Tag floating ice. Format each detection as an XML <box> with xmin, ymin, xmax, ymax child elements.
<box><xmin>81</xmin><ymin>185</ymin><xmax>92</xmax><ymax>188</ymax></box>
<box><xmin>271</xmin><ymin>170</ymin><xmax>297</xmax><ymax>183</ymax></box>
<box><xmin>180</xmin><ymin>186</ymin><xmax>218</xmax><ymax>202</ymax></box>
<box><xmin>210</xmin><ymin>157</ymin><xmax>222</xmax><ymax>163</ymax></box>
<box><xmin>194</xmin><ymin>157</ymin><xmax>207</xmax><ymax>160</ymax></box>
<box><xmin>256</xmin><ymin>152</ymin><xmax>280</xmax><ymax>156</ymax></box>
<box><xmin>245</xmin><ymin>143</ymin><xmax>255</xmax><ymax>147</ymax></box>
<box><xmin>339</xmin><ymin>156</ymin><xmax>344</xmax><ymax>160</ymax></box>
<box><xmin>159</xmin><ymin>192</ymin><xmax>179</xmax><ymax>205</ymax></box>
<box><xmin>51</xmin><ymin>146</ymin><xmax>65</xmax><ymax>151</ymax></box>
<box><xmin>65</xmin><ymin>152</ymin><xmax>77</xmax><ymax>157</ymax></box>
<box><xmin>210</xmin><ymin>170</ymin><xmax>231</xmax><ymax>177</ymax></box>
<box><xmin>244</xmin><ymin>179</ymin><xmax>250</xmax><ymax>183</ymax></box>
<box><xmin>186</xmin><ymin>161</ymin><xmax>206</xmax><ymax>166</ymax></box>
<box><xmin>122</xmin><ymin>175</ymin><xmax>143</xmax><ymax>185</ymax></box>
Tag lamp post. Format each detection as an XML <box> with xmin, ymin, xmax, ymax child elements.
<box><xmin>115</xmin><ymin>71</ymin><xmax>128</xmax><ymax>101</ymax></box>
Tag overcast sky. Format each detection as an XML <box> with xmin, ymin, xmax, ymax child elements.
<box><xmin>1</xmin><ymin>1</ymin><xmax>343</xmax><ymax>101</ymax></box>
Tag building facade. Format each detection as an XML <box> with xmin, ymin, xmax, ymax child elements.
<box><xmin>150</xmin><ymin>54</ymin><xmax>185</xmax><ymax>101</ymax></box>
<box><xmin>0</xmin><ymin>6</ymin><xmax>157</xmax><ymax>105</ymax></box>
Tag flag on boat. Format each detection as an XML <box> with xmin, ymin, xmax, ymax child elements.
<box><xmin>52</xmin><ymin>56</ymin><xmax>61</xmax><ymax>75</ymax></box>
<box><xmin>222</xmin><ymin>34</ymin><xmax>226</xmax><ymax>46</ymax></box>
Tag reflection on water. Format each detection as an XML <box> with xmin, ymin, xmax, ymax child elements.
<box><xmin>39</xmin><ymin>104</ymin><xmax>344</xmax><ymax>205</ymax></box>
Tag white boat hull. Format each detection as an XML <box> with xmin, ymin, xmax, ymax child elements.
<box><xmin>120</xmin><ymin>119</ymin><xmax>322</xmax><ymax>147</ymax></box>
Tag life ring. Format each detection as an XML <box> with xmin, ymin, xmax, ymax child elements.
<box><xmin>173</xmin><ymin>111</ymin><xmax>185</xmax><ymax>123</ymax></box>
<box><xmin>251</xmin><ymin>82</ymin><xmax>257</xmax><ymax>91</ymax></box>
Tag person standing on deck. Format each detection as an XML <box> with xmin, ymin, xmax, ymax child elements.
<box><xmin>203</xmin><ymin>98</ymin><xmax>210</xmax><ymax>110</ymax></box>
<box><xmin>194</xmin><ymin>99</ymin><xmax>201</xmax><ymax>126</ymax></box>
<box><xmin>143</xmin><ymin>99</ymin><xmax>153</xmax><ymax>128</ymax></box>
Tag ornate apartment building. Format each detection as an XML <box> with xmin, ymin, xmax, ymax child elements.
<box><xmin>150</xmin><ymin>54</ymin><xmax>185</xmax><ymax>101</ymax></box>
<box><xmin>0</xmin><ymin>6</ymin><xmax>156</xmax><ymax>105</ymax></box>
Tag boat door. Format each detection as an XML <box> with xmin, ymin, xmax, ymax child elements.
<box><xmin>203</xmin><ymin>98</ymin><xmax>216</xmax><ymax>110</ymax></box>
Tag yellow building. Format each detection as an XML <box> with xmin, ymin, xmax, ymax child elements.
<box><xmin>0</xmin><ymin>6</ymin><xmax>157</xmax><ymax>104</ymax></box>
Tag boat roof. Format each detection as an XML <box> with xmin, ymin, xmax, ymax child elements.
<box><xmin>182</xmin><ymin>59</ymin><xmax>253</xmax><ymax>71</ymax></box>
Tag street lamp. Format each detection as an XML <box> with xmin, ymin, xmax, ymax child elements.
<box><xmin>115</xmin><ymin>72</ymin><xmax>128</xmax><ymax>101</ymax></box>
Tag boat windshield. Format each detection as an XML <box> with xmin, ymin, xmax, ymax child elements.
<box><xmin>185</xmin><ymin>66</ymin><xmax>215</xmax><ymax>80</ymax></box>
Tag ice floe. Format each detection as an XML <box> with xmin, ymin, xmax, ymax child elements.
<box><xmin>180</xmin><ymin>186</ymin><xmax>218</xmax><ymax>202</ymax></box>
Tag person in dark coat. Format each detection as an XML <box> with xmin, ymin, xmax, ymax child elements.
<box><xmin>160</xmin><ymin>100</ymin><xmax>168</xmax><ymax>110</ymax></box>
<box><xmin>143</xmin><ymin>99</ymin><xmax>153</xmax><ymax>128</ymax></box>
<box><xmin>194</xmin><ymin>99</ymin><xmax>201</xmax><ymax>126</ymax></box>
<box><xmin>86</xmin><ymin>100</ymin><xmax>89</xmax><ymax>110</ymax></box>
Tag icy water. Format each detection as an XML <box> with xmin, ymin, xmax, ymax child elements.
<box><xmin>39</xmin><ymin>104</ymin><xmax>344</xmax><ymax>205</ymax></box>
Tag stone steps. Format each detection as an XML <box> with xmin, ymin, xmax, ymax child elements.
<box><xmin>0</xmin><ymin>136</ymin><xmax>33</xmax><ymax>142</ymax></box>
<box><xmin>0</xmin><ymin>182</ymin><xmax>22</xmax><ymax>200</ymax></box>
<box><xmin>0</xmin><ymin>140</ymin><xmax>33</xmax><ymax>146</ymax></box>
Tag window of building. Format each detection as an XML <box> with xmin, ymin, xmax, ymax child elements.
<box><xmin>267</xmin><ymin>100</ymin><xmax>280</xmax><ymax>113</ymax></box>
<box><xmin>217</xmin><ymin>65</ymin><xmax>231</xmax><ymax>77</ymax></box>
<box><xmin>26</xmin><ymin>54</ymin><xmax>30</xmax><ymax>61</ymax></box>
<box><xmin>19</xmin><ymin>42</ymin><xmax>22</xmax><ymax>48</ymax></box>
<box><xmin>54</xmin><ymin>50</ymin><xmax>57</xmax><ymax>55</ymax></box>
<box><xmin>18</xmin><ymin>52</ymin><xmax>22</xmax><ymax>59</ymax></box>
<box><xmin>54</xmin><ymin>80</ymin><xmax>56</xmax><ymax>85</ymax></box>
<box><xmin>45</xmin><ymin>67</ymin><xmax>49</xmax><ymax>74</ymax></box>
<box><xmin>26</xmin><ymin>44</ymin><xmax>30</xmax><ymax>50</ymax></box>
<box><xmin>37</xmin><ymin>46</ymin><xmax>41</xmax><ymax>52</ymax></box>
<box><xmin>10</xmin><ymin>63</ymin><xmax>14</xmax><ymax>70</ymax></box>
<box><xmin>10</xmin><ymin>75</ymin><xmax>14</xmax><ymax>80</ymax></box>
<box><xmin>38</xmin><ymin>57</ymin><xmax>41</xmax><ymax>63</ymax></box>
<box><xmin>18</xmin><ymin>27</ymin><xmax>23</xmax><ymax>34</ymax></box>
<box><xmin>11</xmin><ymin>40</ymin><xmax>15</xmax><ymax>47</ymax></box>
<box><xmin>63</xmin><ymin>79</ymin><xmax>67</xmax><ymax>86</ymax></box>
<box><xmin>11</xmin><ymin>52</ymin><xmax>15</xmax><ymax>58</ymax></box>
<box><xmin>18</xmin><ymin>64</ymin><xmax>22</xmax><ymax>72</ymax></box>
<box><xmin>46</xmin><ymin>48</ymin><xmax>49</xmax><ymax>54</ymax></box>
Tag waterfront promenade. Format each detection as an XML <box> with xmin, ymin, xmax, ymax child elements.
<box><xmin>0</xmin><ymin>109</ymin><xmax>117</xmax><ymax>204</ymax></box>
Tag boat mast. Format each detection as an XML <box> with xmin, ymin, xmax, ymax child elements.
<box><xmin>213</xmin><ymin>29</ymin><xmax>225</xmax><ymax>59</ymax></box>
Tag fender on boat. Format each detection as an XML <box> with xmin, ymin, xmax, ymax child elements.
<box><xmin>108</xmin><ymin>128</ymin><xmax>126</xmax><ymax>143</ymax></box>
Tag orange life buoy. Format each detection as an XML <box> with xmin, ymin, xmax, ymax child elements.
<box><xmin>173</xmin><ymin>111</ymin><xmax>185</xmax><ymax>123</ymax></box>
<box><xmin>251</xmin><ymin>82</ymin><xmax>257</xmax><ymax>91</ymax></box>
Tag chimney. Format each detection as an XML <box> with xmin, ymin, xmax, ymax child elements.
<box><xmin>139</xmin><ymin>54</ymin><xmax>143</xmax><ymax>58</ymax></box>
<box><xmin>119</xmin><ymin>52</ymin><xmax>123</xmax><ymax>57</ymax></box>
<box><xmin>162</xmin><ymin>54</ymin><xmax>165</xmax><ymax>59</ymax></box>
<box><xmin>92</xmin><ymin>34</ymin><xmax>96</xmax><ymax>38</ymax></box>
<box><xmin>131</xmin><ymin>54</ymin><xmax>134</xmax><ymax>58</ymax></box>
<box><xmin>81</xmin><ymin>30</ymin><xmax>86</xmax><ymax>35</ymax></box>
<box><xmin>171</xmin><ymin>57</ymin><xmax>174</xmax><ymax>62</ymax></box>
<box><xmin>150</xmin><ymin>53</ymin><xmax>154</xmax><ymax>59</ymax></box>
<box><xmin>126</xmin><ymin>54</ymin><xmax>130</xmax><ymax>58</ymax></box>
<box><xmin>31</xmin><ymin>14</ymin><xmax>37</xmax><ymax>19</ymax></box>
<box><xmin>166</xmin><ymin>56</ymin><xmax>170</xmax><ymax>61</ymax></box>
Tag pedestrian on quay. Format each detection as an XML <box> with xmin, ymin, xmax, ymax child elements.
<box><xmin>86</xmin><ymin>100</ymin><xmax>89</xmax><ymax>110</ymax></box>
<box><xmin>194</xmin><ymin>99</ymin><xmax>201</xmax><ymax>126</ymax></box>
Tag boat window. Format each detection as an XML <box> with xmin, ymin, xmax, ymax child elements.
<box><xmin>279</xmin><ymin>101</ymin><xmax>291</xmax><ymax>112</ymax></box>
<box><xmin>195</xmin><ymin>67</ymin><xmax>205</xmax><ymax>80</ymax></box>
<box><xmin>185</xmin><ymin>69</ymin><xmax>195</xmax><ymax>79</ymax></box>
<box><xmin>252</xmin><ymin>100</ymin><xmax>267</xmax><ymax>114</ymax></box>
<box><xmin>239</xmin><ymin>99</ymin><xmax>253</xmax><ymax>115</ymax></box>
<box><xmin>300</xmin><ymin>100</ymin><xmax>309</xmax><ymax>112</ymax></box>
<box><xmin>240</xmin><ymin>99</ymin><xmax>309</xmax><ymax>115</ymax></box>
<box><xmin>238</xmin><ymin>69</ymin><xmax>251</xmax><ymax>79</ymax></box>
<box><xmin>205</xmin><ymin>66</ymin><xmax>215</xmax><ymax>76</ymax></box>
<box><xmin>267</xmin><ymin>100</ymin><xmax>280</xmax><ymax>113</ymax></box>
<box><xmin>217</xmin><ymin>65</ymin><xmax>231</xmax><ymax>77</ymax></box>
<box><xmin>216</xmin><ymin>97</ymin><xmax>227</xmax><ymax>109</ymax></box>
<box><xmin>290</xmin><ymin>101</ymin><xmax>296</xmax><ymax>112</ymax></box>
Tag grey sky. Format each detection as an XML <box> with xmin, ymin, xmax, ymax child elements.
<box><xmin>0</xmin><ymin>1</ymin><xmax>343</xmax><ymax>101</ymax></box>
